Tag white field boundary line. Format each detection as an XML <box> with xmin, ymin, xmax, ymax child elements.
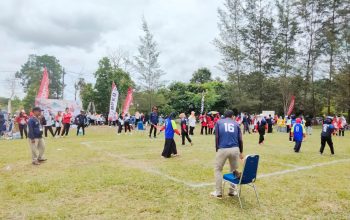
<box><xmin>81</xmin><ymin>141</ymin><xmax>350</xmax><ymax>188</ymax></box>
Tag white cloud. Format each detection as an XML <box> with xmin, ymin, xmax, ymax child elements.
<box><xmin>0</xmin><ymin>0</ymin><xmax>223</xmax><ymax>99</ymax></box>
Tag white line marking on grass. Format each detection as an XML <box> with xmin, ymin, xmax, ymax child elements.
<box><xmin>81</xmin><ymin>141</ymin><xmax>350</xmax><ymax>188</ymax></box>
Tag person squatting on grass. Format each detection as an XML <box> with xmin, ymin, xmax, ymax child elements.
<box><xmin>160</xmin><ymin>113</ymin><xmax>180</xmax><ymax>158</ymax></box>
<box><xmin>211</xmin><ymin>110</ymin><xmax>244</xmax><ymax>198</ymax></box>
<box><xmin>179</xmin><ymin>113</ymin><xmax>193</xmax><ymax>146</ymax></box>
<box><xmin>320</xmin><ymin>117</ymin><xmax>335</xmax><ymax>155</ymax></box>
<box><xmin>28</xmin><ymin>107</ymin><xmax>47</xmax><ymax>165</ymax></box>
<box><xmin>291</xmin><ymin>118</ymin><xmax>305</xmax><ymax>153</ymax></box>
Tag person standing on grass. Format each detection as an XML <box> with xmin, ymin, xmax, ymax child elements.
<box><xmin>61</xmin><ymin>108</ymin><xmax>72</xmax><ymax>137</ymax></box>
<box><xmin>200</xmin><ymin>112</ymin><xmax>208</xmax><ymax>135</ymax></box>
<box><xmin>305</xmin><ymin>115</ymin><xmax>312</xmax><ymax>136</ymax></box>
<box><xmin>257</xmin><ymin>116</ymin><xmax>266</xmax><ymax>145</ymax></box>
<box><xmin>43</xmin><ymin>110</ymin><xmax>55</xmax><ymax>138</ymax></box>
<box><xmin>180</xmin><ymin>113</ymin><xmax>193</xmax><ymax>146</ymax></box>
<box><xmin>54</xmin><ymin>111</ymin><xmax>63</xmax><ymax>137</ymax></box>
<box><xmin>124</xmin><ymin>113</ymin><xmax>132</xmax><ymax>134</ymax></box>
<box><xmin>338</xmin><ymin>115</ymin><xmax>346</xmax><ymax>137</ymax></box>
<box><xmin>188</xmin><ymin>111</ymin><xmax>196</xmax><ymax>136</ymax></box>
<box><xmin>291</xmin><ymin>118</ymin><xmax>305</xmax><ymax>153</ymax></box>
<box><xmin>160</xmin><ymin>113</ymin><xmax>181</xmax><ymax>158</ymax></box>
<box><xmin>76</xmin><ymin>111</ymin><xmax>87</xmax><ymax>136</ymax></box>
<box><xmin>28</xmin><ymin>107</ymin><xmax>47</xmax><ymax>165</ymax></box>
<box><xmin>16</xmin><ymin>110</ymin><xmax>28</xmax><ymax>139</ymax></box>
<box><xmin>320</xmin><ymin>117</ymin><xmax>335</xmax><ymax>155</ymax></box>
<box><xmin>208</xmin><ymin>115</ymin><xmax>214</xmax><ymax>135</ymax></box>
<box><xmin>149</xmin><ymin>106</ymin><xmax>159</xmax><ymax>138</ymax></box>
<box><xmin>211</xmin><ymin>110</ymin><xmax>243</xmax><ymax>199</ymax></box>
<box><xmin>117</xmin><ymin>114</ymin><xmax>124</xmax><ymax>135</ymax></box>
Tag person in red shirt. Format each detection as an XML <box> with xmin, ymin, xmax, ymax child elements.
<box><xmin>199</xmin><ymin>112</ymin><xmax>208</xmax><ymax>135</ymax></box>
<box><xmin>208</xmin><ymin>115</ymin><xmax>214</xmax><ymax>134</ymax></box>
<box><xmin>16</xmin><ymin>110</ymin><xmax>28</xmax><ymax>139</ymax></box>
<box><xmin>61</xmin><ymin>108</ymin><xmax>72</xmax><ymax>137</ymax></box>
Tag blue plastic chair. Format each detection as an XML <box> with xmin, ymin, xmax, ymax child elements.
<box><xmin>223</xmin><ymin>155</ymin><xmax>260</xmax><ymax>208</ymax></box>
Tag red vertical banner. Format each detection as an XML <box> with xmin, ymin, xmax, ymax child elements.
<box><xmin>287</xmin><ymin>96</ymin><xmax>295</xmax><ymax>116</ymax></box>
<box><xmin>122</xmin><ymin>88</ymin><xmax>133</xmax><ymax>116</ymax></box>
<box><xmin>35</xmin><ymin>67</ymin><xmax>50</xmax><ymax>105</ymax></box>
<box><xmin>37</xmin><ymin>67</ymin><xmax>49</xmax><ymax>99</ymax></box>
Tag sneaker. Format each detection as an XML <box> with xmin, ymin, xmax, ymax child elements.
<box><xmin>210</xmin><ymin>191</ymin><xmax>222</xmax><ymax>199</ymax></box>
<box><xmin>32</xmin><ymin>161</ymin><xmax>40</xmax><ymax>165</ymax></box>
<box><xmin>38</xmin><ymin>158</ymin><xmax>47</xmax><ymax>162</ymax></box>
<box><xmin>172</xmin><ymin>154</ymin><xmax>178</xmax><ymax>157</ymax></box>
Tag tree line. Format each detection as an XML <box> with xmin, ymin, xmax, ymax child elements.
<box><xmin>10</xmin><ymin>0</ymin><xmax>349</xmax><ymax>120</ymax></box>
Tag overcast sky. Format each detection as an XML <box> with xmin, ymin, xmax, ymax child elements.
<box><xmin>0</xmin><ymin>0</ymin><xmax>223</xmax><ymax>100</ymax></box>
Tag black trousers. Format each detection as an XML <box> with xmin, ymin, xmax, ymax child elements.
<box><xmin>124</xmin><ymin>122</ymin><xmax>131</xmax><ymax>132</ymax></box>
<box><xmin>243</xmin><ymin>123</ymin><xmax>251</xmax><ymax>134</ymax></box>
<box><xmin>77</xmin><ymin>124</ymin><xmax>85</xmax><ymax>135</ymax></box>
<box><xmin>118</xmin><ymin>124</ymin><xmax>123</xmax><ymax>133</ymax></box>
<box><xmin>162</xmin><ymin>138</ymin><xmax>177</xmax><ymax>158</ymax></box>
<box><xmin>208</xmin><ymin>128</ymin><xmax>213</xmax><ymax>134</ymax></box>
<box><xmin>181</xmin><ymin>132</ymin><xmax>192</xmax><ymax>145</ymax></box>
<box><xmin>338</xmin><ymin>128</ymin><xmax>345</xmax><ymax>136</ymax></box>
<box><xmin>259</xmin><ymin>131</ymin><xmax>264</xmax><ymax>144</ymax></box>
<box><xmin>289</xmin><ymin>131</ymin><xmax>293</xmax><ymax>141</ymax></box>
<box><xmin>61</xmin><ymin>123</ymin><xmax>70</xmax><ymax>136</ymax></box>
<box><xmin>201</xmin><ymin>126</ymin><xmax>207</xmax><ymax>135</ymax></box>
<box><xmin>320</xmin><ymin>136</ymin><xmax>334</xmax><ymax>154</ymax></box>
<box><xmin>189</xmin><ymin>126</ymin><xmax>195</xmax><ymax>135</ymax></box>
<box><xmin>268</xmin><ymin>124</ymin><xmax>273</xmax><ymax>133</ymax></box>
<box><xmin>54</xmin><ymin>127</ymin><xmax>61</xmax><ymax>136</ymax></box>
<box><xmin>19</xmin><ymin>124</ymin><xmax>28</xmax><ymax>139</ymax></box>
<box><xmin>294</xmin><ymin>141</ymin><xmax>302</xmax><ymax>152</ymax></box>
<box><xmin>45</xmin><ymin>126</ymin><xmax>55</xmax><ymax>137</ymax></box>
<box><xmin>149</xmin><ymin>124</ymin><xmax>157</xmax><ymax>137</ymax></box>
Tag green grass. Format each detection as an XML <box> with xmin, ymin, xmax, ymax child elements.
<box><xmin>1</xmin><ymin>126</ymin><xmax>350</xmax><ymax>219</ymax></box>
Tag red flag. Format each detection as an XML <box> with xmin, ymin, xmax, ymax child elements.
<box><xmin>122</xmin><ymin>88</ymin><xmax>133</xmax><ymax>116</ymax></box>
<box><xmin>36</xmin><ymin>67</ymin><xmax>50</xmax><ymax>100</ymax></box>
<box><xmin>287</xmin><ymin>96</ymin><xmax>295</xmax><ymax>116</ymax></box>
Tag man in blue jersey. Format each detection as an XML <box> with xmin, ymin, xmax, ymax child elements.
<box><xmin>320</xmin><ymin>117</ymin><xmax>335</xmax><ymax>155</ymax></box>
<box><xmin>291</xmin><ymin>118</ymin><xmax>305</xmax><ymax>153</ymax></box>
<box><xmin>211</xmin><ymin>110</ymin><xmax>244</xmax><ymax>198</ymax></box>
<box><xmin>149</xmin><ymin>106</ymin><xmax>159</xmax><ymax>138</ymax></box>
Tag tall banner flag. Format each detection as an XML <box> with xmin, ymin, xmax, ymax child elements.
<box><xmin>108</xmin><ymin>82</ymin><xmax>119</xmax><ymax>120</ymax></box>
<box><xmin>37</xmin><ymin>67</ymin><xmax>50</xmax><ymax>99</ymax></box>
<box><xmin>287</xmin><ymin>96</ymin><xmax>295</xmax><ymax>116</ymax></box>
<box><xmin>122</xmin><ymin>88</ymin><xmax>133</xmax><ymax>115</ymax></box>
<box><xmin>200</xmin><ymin>92</ymin><xmax>205</xmax><ymax>114</ymax></box>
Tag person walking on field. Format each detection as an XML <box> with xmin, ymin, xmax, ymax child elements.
<box><xmin>16</xmin><ymin>110</ymin><xmax>28</xmax><ymax>139</ymax></box>
<box><xmin>76</xmin><ymin>111</ymin><xmax>87</xmax><ymax>136</ymax></box>
<box><xmin>54</xmin><ymin>111</ymin><xmax>63</xmax><ymax>137</ymax></box>
<box><xmin>28</xmin><ymin>107</ymin><xmax>47</xmax><ymax>165</ymax></box>
<box><xmin>188</xmin><ymin>111</ymin><xmax>196</xmax><ymax>136</ymax></box>
<box><xmin>180</xmin><ymin>113</ymin><xmax>193</xmax><ymax>146</ymax></box>
<box><xmin>61</xmin><ymin>108</ymin><xmax>72</xmax><ymax>137</ymax></box>
<box><xmin>257</xmin><ymin>117</ymin><xmax>267</xmax><ymax>145</ymax></box>
<box><xmin>160</xmin><ymin>113</ymin><xmax>181</xmax><ymax>158</ymax></box>
<box><xmin>149</xmin><ymin>106</ymin><xmax>159</xmax><ymax>138</ymax></box>
<box><xmin>320</xmin><ymin>117</ymin><xmax>335</xmax><ymax>155</ymax></box>
<box><xmin>291</xmin><ymin>118</ymin><xmax>305</xmax><ymax>153</ymax></box>
<box><xmin>211</xmin><ymin>110</ymin><xmax>244</xmax><ymax>198</ymax></box>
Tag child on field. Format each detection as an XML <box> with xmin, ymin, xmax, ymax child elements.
<box><xmin>291</xmin><ymin>118</ymin><xmax>305</xmax><ymax>153</ymax></box>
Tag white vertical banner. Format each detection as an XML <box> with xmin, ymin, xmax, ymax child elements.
<box><xmin>108</xmin><ymin>82</ymin><xmax>119</xmax><ymax>120</ymax></box>
<box><xmin>200</xmin><ymin>91</ymin><xmax>205</xmax><ymax>114</ymax></box>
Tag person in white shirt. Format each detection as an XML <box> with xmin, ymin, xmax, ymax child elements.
<box><xmin>188</xmin><ymin>111</ymin><xmax>196</xmax><ymax>135</ymax></box>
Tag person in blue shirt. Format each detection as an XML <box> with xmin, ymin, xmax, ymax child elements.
<box><xmin>149</xmin><ymin>106</ymin><xmax>159</xmax><ymax>138</ymax></box>
<box><xmin>211</xmin><ymin>110</ymin><xmax>244</xmax><ymax>199</ymax></box>
<box><xmin>160</xmin><ymin>113</ymin><xmax>180</xmax><ymax>158</ymax></box>
<box><xmin>320</xmin><ymin>117</ymin><xmax>335</xmax><ymax>155</ymax></box>
<box><xmin>28</xmin><ymin>107</ymin><xmax>47</xmax><ymax>165</ymax></box>
<box><xmin>291</xmin><ymin>118</ymin><xmax>305</xmax><ymax>153</ymax></box>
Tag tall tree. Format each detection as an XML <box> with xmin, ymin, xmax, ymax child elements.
<box><xmin>241</xmin><ymin>0</ymin><xmax>274</xmax><ymax>111</ymax></box>
<box><xmin>215</xmin><ymin>0</ymin><xmax>245</xmax><ymax>100</ymax></box>
<box><xmin>94</xmin><ymin>57</ymin><xmax>134</xmax><ymax>113</ymax></box>
<box><xmin>190</xmin><ymin>68</ymin><xmax>213</xmax><ymax>84</ymax></box>
<box><xmin>271</xmin><ymin>0</ymin><xmax>299</xmax><ymax>115</ymax></box>
<box><xmin>133</xmin><ymin>18</ymin><xmax>165</xmax><ymax>110</ymax></box>
<box><xmin>16</xmin><ymin>54</ymin><xmax>64</xmax><ymax>111</ymax></box>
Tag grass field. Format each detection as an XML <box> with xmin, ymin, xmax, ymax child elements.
<box><xmin>1</xmin><ymin>125</ymin><xmax>350</xmax><ymax>219</ymax></box>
